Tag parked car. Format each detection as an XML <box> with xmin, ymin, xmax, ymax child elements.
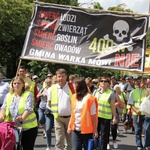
<box><xmin>2</xmin><ymin>77</ymin><xmax>12</xmax><ymax>83</ymax></box>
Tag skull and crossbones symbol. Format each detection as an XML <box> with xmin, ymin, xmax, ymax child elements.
<box><xmin>104</xmin><ymin>20</ymin><xmax>133</xmax><ymax>52</ymax></box>
<box><xmin>113</xmin><ymin>20</ymin><xmax>129</xmax><ymax>42</ymax></box>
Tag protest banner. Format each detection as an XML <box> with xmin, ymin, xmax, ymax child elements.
<box><xmin>21</xmin><ymin>3</ymin><xmax>149</xmax><ymax>72</ymax></box>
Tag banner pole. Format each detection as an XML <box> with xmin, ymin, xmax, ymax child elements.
<box><xmin>148</xmin><ymin>0</ymin><xmax>150</xmax><ymax>14</ymax></box>
<box><xmin>16</xmin><ymin>58</ymin><xmax>22</xmax><ymax>77</ymax></box>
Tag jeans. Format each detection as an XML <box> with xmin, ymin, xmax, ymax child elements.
<box><xmin>144</xmin><ymin>116</ymin><xmax>150</xmax><ymax>147</ymax></box>
<box><xmin>133</xmin><ymin>115</ymin><xmax>145</xmax><ymax>147</ymax></box>
<box><xmin>38</xmin><ymin>107</ymin><xmax>54</xmax><ymax>148</ymax></box>
<box><xmin>72</xmin><ymin>130</ymin><xmax>93</xmax><ymax>150</ymax></box>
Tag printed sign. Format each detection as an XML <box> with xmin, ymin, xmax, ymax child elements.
<box><xmin>21</xmin><ymin>3</ymin><xmax>149</xmax><ymax>72</ymax></box>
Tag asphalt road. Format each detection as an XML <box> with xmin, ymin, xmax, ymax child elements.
<box><xmin>34</xmin><ymin>122</ymin><xmax>142</xmax><ymax>150</ymax></box>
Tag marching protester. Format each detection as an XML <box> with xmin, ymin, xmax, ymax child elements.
<box><xmin>43</xmin><ymin>73</ymin><xmax>53</xmax><ymax>88</ymax></box>
<box><xmin>69</xmin><ymin>74</ymin><xmax>77</xmax><ymax>90</ymax></box>
<box><xmin>128</xmin><ymin>79</ymin><xmax>150</xmax><ymax>150</ymax></box>
<box><xmin>93</xmin><ymin>76</ymin><xmax>117</xmax><ymax>150</ymax></box>
<box><xmin>0</xmin><ymin>74</ymin><xmax>10</xmax><ymax>108</ymax></box>
<box><xmin>32</xmin><ymin>75</ymin><xmax>43</xmax><ymax>92</ymax></box>
<box><xmin>85</xmin><ymin>77</ymin><xmax>97</xmax><ymax>94</ymax></box>
<box><xmin>110</xmin><ymin>76</ymin><xmax>119</xmax><ymax>89</ymax></box>
<box><xmin>26</xmin><ymin>72</ymin><xmax>39</xmax><ymax>102</ymax></box>
<box><xmin>0</xmin><ymin>76</ymin><xmax>38</xmax><ymax>150</ymax></box>
<box><xmin>37</xmin><ymin>78</ymin><xmax>54</xmax><ymax>150</ymax></box>
<box><xmin>26</xmin><ymin>72</ymin><xmax>39</xmax><ymax>121</ymax></box>
<box><xmin>47</xmin><ymin>68</ymin><xmax>75</xmax><ymax>150</ymax></box>
<box><xmin>123</xmin><ymin>76</ymin><xmax>135</xmax><ymax>133</ymax></box>
<box><xmin>119</xmin><ymin>76</ymin><xmax>127</xmax><ymax>92</ymax></box>
<box><xmin>67</xmin><ymin>78</ymin><xmax>98</xmax><ymax>150</ymax></box>
<box><xmin>17</xmin><ymin>66</ymin><xmax>32</xmax><ymax>90</ymax></box>
<box><xmin>51</xmin><ymin>75</ymin><xmax>57</xmax><ymax>84</ymax></box>
<box><xmin>108</xmin><ymin>84</ymin><xmax>125</xmax><ymax>149</ymax></box>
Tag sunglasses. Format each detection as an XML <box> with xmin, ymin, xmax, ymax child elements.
<box><xmin>100</xmin><ymin>80</ymin><xmax>108</xmax><ymax>83</ymax></box>
<box><xmin>47</xmin><ymin>76</ymin><xmax>53</xmax><ymax>78</ymax></box>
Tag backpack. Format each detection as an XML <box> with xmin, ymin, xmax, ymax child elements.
<box><xmin>0</xmin><ymin>122</ymin><xmax>16</xmax><ymax>150</ymax></box>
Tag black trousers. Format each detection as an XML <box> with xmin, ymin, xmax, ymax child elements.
<box><xmin>110</xmin><ymin>123</ymin><xmax>118</xmax><ymax>141</ymax></box>
<box><xmin>98</xmin><ymin>117</ymin><xmax>111</xmax><ymax>150</ymax></box>
<box><xmin>21</xmin><ymin>126</ymin><xmax>38</xmax><ymax>150</ymax></box>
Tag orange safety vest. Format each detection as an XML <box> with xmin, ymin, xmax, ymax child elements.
<box><xmin>69</xmin><ymin>93</ymin><xmax>98</xmax><ymax>134</ymax></box>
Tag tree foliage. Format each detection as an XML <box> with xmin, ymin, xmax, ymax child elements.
<box><xmin>0</xmin><ymin>0</ymin><xmax>33</xmax><ymax>77</ymax></box>
<box><xmin>0</xmin><ymin>0</ymin><xmax>149</xmax><ymax>80</ymax></box>
<box><xmin>108</xmin><ymin>3</ymin><xmax>133</xmax><ymax>12</ymax></box>
<box><xmin>146</xmin><ymin>27</ymin><xmax>150</xmax><ymax>48</ymax></box>
<box><xmin>93</xmin><ymin>2</ymin><xmax>103</xmax><ymax>10</ymax></box>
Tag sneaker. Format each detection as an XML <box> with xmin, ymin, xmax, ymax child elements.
<box><xmin>145</xmin><ymin>147</ymin><xmax>150</xmax><ymax>150</ymax></box>
<box><xmin>117</xmin><ymin>130</ymin><xmax>120</xmax><ymax>134</ymax></box>
<box><xmin>107</xmin><ymin>144</ymin><xmax>110</xmax><ymax>150</ymax></box>
<box><xmin>43</xmin><ymin>131</ymin><xmax>46</xmax><ymax>138</ymax></box>
<box><xmin>122</xmin><ymin>129</ymin><xmax>127</xmax><ymax>134</ymax></box>
<box><xmin>113</xmin><ymin>142</ymin><xmax>118</xmax><ymax>149</ymax></box>
<box><xmin>46</xmin><ymin>147</ymin><xmax>51</xmax><ymax>150</ymax></box>
<box><xmin>137</xmin><ymin>147</ymin><xmax>142</xmax><ymax>150</ymax></box>
<box><xmin>44</xmin><ymin>133</ymin><xmax>46</xmax><ymax>138</ymax></box>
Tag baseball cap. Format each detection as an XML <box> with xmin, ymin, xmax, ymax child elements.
<box><xmin>126</xmin><ymin>76</ymin><xmax>133</xmax><ymax>80</ymax></box>
<box><xmin>32</xmin><ymin>75</ymin><xmax>38</xmax><ymax>79</ymax></box>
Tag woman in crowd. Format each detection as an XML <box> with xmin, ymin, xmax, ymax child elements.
<box><xmin>0</xmin><ymin>76</ymin><xmax>38</xmax><ymax>150</ymax></box>
<box><xmin>67</xmin><ymin>78</ymin><xmax>98</xmax><ymax>150</ymax></box>
<box><xmin>37</xmin><ymin>78</ymin><xmax>54</xmax><ymax>150</ymax></box>
<box><xmin>108</xmin><ymin>84</ymin><xmax>125</xmax><ymax>149</ymax></box>
<box><xmin>93</xmin><ymin>76</ymin><xmax>117</xmax><ymax>150</ymax></box>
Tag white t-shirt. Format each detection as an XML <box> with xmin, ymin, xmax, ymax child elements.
<box><xmin>39</xmin><ymin>88</ymin><xmax>48</xmax><ymax>109</ymax></box>
<box><xmin>74</xmin><ymin>93</ymin><xmax>96</xmax><ymax>131</ymax></box>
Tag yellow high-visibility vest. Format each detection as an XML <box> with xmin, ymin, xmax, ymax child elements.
<box><xmin>5</xmin><ymin>91</ymin><xmax>37</xmax><ymax>129</ymax></box>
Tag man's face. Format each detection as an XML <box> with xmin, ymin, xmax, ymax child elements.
<box><xmin>26</xmin><ymin>73</ymin><xmax>31</xmax><ymax>79</ymax></box>
<box><xmin>47</xmin><ymin>73</ymin><xmax>53</xmax><ymax>79</ymax></box>
<box><xmin>18</xmin><ymin>68</ymin><xmax>26</xmax><ymax>78</ymax></box>
<box><xmin>100</xmin><ymin>77</ymin><xmax>109</xmax><ymax>88</ymax></box>
<box><xmin>56</xmin><ymin>73</ymin><xmax>67</xmax><ymax>86</ymax></box>
<box><xmin>33</xmin><ymin>78</ymin><xmax>38</xmax><ymax>83</ymax></box>
<box><xmin>85</xmin><ymin>81</ymin><xmax>92</xmax><ymax>88</ymax></box>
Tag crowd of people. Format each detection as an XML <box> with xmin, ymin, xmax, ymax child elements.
<box><xmin>0</xmin><ymin>67</ymin><xmax>150</xmax><ymax>150</ymax></box>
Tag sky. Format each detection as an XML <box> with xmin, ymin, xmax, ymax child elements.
<box><xmin>78</xmin><ymin>0</ymin><xmax>150</xmax><ymax>15</ymax></box>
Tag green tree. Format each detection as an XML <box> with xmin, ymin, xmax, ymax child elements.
<box><xmin>146</xmin><ymin>27</ymin><xmax>150</xmax><ymax>48</ymax></box>
<box><xmin>0</xmin><ymin>0</ymin><xmax>33</xmax><ymax>77</ymax></box>
<box><xmin>0</xmin><ymin>0</ymin><xmax>78</xmax><ymax>78</ymax></box>
<box><xmin>108</xmin><ymin>3</ymin><xmax>133</xmax><ymax>12</ymax></box>
<box><xmin>31</xmin><ymin>0</ymin><xmax>78</xmax><ymax>6</ymax></box>
<box><xmin>1</xmin><ymin>1</ymin><xmax>148</xmax><ymax>79</ymax></box>
<box><xmin>93</xmin><ymin>2</ymin><xmax>103</xmax><ymax>10</ymax></box>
